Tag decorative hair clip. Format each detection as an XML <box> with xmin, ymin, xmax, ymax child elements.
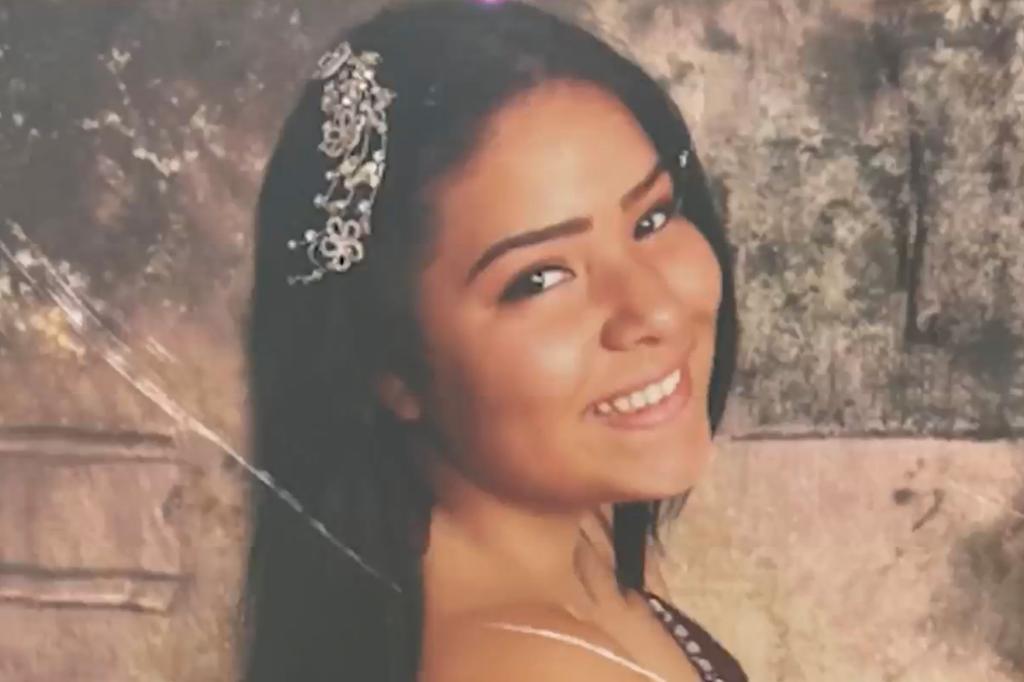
<box><xmin>286</xmin><ymin>42</ymin><xmax>397</xmax><ymax>285</ymax></box>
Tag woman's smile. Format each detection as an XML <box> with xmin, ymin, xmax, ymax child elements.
<box><xmin>586</xmin><ymin>361</ymin><xmax>693</xmax><ymax>431</ymax></box>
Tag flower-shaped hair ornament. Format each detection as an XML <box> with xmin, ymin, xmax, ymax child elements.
<box><xmin>286</xmin><ymin>42</ymin><xmax>397</xmax><ymax>285</ymax></box>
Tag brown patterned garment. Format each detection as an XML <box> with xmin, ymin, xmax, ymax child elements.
<box><xmin>644</xmin><ymin>592</ymin><xmax>749</xmax><ymax>682</ymax></box>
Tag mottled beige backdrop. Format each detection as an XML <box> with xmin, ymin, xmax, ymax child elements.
<box><xmin>0</xmin><ymin>1</ymin><xmax>1021</xmax><ymax>680</ymax></box>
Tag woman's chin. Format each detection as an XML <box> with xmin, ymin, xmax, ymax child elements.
<box><xmin>618</xmin><ymin>438</ymin><xmax>716</xmax><ymax>501</ymax></box>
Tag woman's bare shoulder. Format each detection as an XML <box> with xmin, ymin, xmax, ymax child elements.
<box><xmin>420</xmin><ymin>605</ymin><xmax>655</xmax><ymax>682</ymax></box>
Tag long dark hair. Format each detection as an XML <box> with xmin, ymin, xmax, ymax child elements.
<box><xmin>242</xmin><ymin>2</ymin><xmax>739</xmax><ymax>680</ymax></box>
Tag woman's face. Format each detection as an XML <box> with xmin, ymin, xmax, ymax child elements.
<box><xmin>405</xmin><ymin>80</ymin><xmax>722</xmax><ymax>511</ymax></box>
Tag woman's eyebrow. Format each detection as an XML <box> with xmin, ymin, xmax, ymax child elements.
<box><xmin>464</xmin><ymin>161</ymin><xmax>665</xmax><ymax>285</ymax></box>
<box><xmin>465</xmin><ymin>216</ymin><xmax>591</xmax><ymax>284</ymax></box>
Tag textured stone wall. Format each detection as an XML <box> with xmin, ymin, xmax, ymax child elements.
<box><xmin>0</xmin><ymin>1</ymin><xmax>1021</xmax><ymax>680</ymax></box>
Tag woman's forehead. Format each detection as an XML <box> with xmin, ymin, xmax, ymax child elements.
<box><xmin>429</xmin><ymin>80</ymin><xmax>661</xmax><ymax>266</ymax></box>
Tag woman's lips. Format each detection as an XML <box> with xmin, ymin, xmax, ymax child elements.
<box><xmin>588</xmin><ymin>365</ymin><xmax>693</xmax><ymax>430</ymax></box>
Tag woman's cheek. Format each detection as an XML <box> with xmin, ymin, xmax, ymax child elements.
<box><xmin>491</xmin><ymin>314</ymin><xmax>592</xmax><ymax>406</ymax></box>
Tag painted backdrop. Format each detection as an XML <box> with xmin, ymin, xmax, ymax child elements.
<box><xmin>1</xmin><ymin>1</ymin><xmax>1022</xmax><ymax>680</ymax></box>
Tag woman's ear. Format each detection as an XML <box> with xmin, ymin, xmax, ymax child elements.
<box><xmin>374</xmin><ymin>372</ymin><xmax>423</xmax><ymax>422</ymax></box>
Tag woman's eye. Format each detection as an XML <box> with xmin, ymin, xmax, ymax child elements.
<box><xmin>499</xmin><ymin>266</ymin><xmax>573</xmax><ymax>302</ymax></box>
<box><xmin>634</xmin><ymin>200</ymin><xmax>680</xmax><ymax>239</ymax></box>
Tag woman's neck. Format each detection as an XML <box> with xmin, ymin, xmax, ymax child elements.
<box><xmin>422</xmin><ymin>485</ymin><xmax>603</xmax><ymax>617</ymax></box>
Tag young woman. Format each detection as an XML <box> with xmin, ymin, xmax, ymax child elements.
<box><xmin>243</xmin><ymin>2</ymin><xmax>742</xmax><ymax>680</ymax></box>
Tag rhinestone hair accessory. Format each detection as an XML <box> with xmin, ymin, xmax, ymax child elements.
<box><xmin>286</xmin><ymin>42</ymin><xmax>397</xmax><ymax>285</ymax></box>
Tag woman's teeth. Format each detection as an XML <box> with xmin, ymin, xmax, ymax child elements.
<box><xmin>594</xmin><ymin>369</ymin><xmax>682</xmax><ymax>416</ymax></box>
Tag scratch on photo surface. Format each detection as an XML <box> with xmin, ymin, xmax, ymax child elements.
<box><xmin>144</xmin><ymin>337</ymin><xmax>180</xmax><ymax>365</ymax></box>
<box><xmin>0</xmin><ymin>222</ymin><xmax>399</xmax><ymax>593</ymax></box>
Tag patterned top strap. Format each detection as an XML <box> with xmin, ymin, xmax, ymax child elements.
<box><xmin>643</xmin><ymin>591</ymin><xmax>748</xmax><ymax>682</ymax></box>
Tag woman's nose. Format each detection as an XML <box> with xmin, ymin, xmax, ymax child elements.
<box><xmin>598</xmin><ymin>257</ymin><xmax>685</xmax><ymax>351</ymax></box>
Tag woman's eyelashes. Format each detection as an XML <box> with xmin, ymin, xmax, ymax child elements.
<box><xmin>499</xmin><ymin>262</ymin><xmax>573</xmax><ymax>303</ymax></box>
<box><xmin>634</xmin><ymin>197</ymin><xmax>682</xmax><ymax>240</ymax></box>
<box><xmin>497</xmin><ymin>198</ymin><xmax>684</xmax><ymax>303</ymax></box>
